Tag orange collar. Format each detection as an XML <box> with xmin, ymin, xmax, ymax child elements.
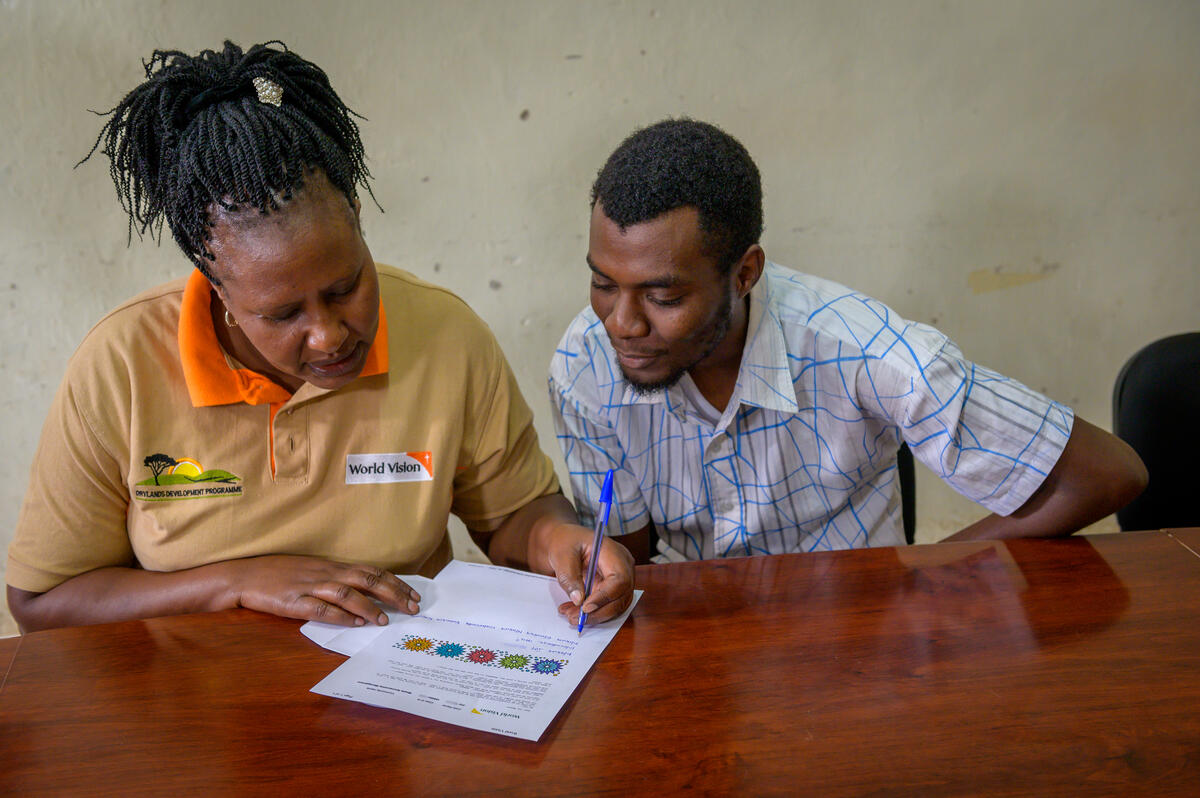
<box><xmin>178</xmin><ymin>270</ymin><xmax>389</xmax><ymax>407</ymax></box>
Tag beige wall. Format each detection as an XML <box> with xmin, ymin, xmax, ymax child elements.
<box><xmin>2</xmin><ymin>0</ymin><xmax>1197</xmax><ymax>636</ymax></box>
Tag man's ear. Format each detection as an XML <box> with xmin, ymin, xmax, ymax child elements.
<box><xmin>731</xmin><ymin>244</ymin><xmax>765</xmax><ymax>298</ymax></box>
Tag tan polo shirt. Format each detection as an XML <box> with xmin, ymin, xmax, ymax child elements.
<box><xmin>8</xmin><ymin>265</ymin><xmax>558</xmax><ymax>593</ymax></box>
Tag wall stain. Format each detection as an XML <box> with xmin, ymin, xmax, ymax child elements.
<box><xmin>968</xmin><ymin>260</ymin><xmax>1060</xmax><ymax>294</ymax></box>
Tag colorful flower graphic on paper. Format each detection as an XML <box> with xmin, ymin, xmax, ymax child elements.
<box><xmin>435</xmin><ymin>642</ymin><xmax>465</xmax><ymax>658</ymax></box>
<box><xmin>398</xmin><ymin>635</ymin><xmax>565</xmax><ymax>676</ymax></box>
<box><xmin>468</xmin><ymin>649</ymin><xmax>497</xmax><ymax>664</ymax></box>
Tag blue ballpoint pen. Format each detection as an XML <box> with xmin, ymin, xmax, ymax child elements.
<box><xmin>578</xmin><ymin>469</ymin><xmax>614</xmax><ymax>634</ymax></box>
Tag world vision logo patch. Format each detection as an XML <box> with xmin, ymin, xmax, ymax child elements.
<box><xmin>346</xmin><ymin>451</ymin><xmax>433</xmax><ymax>484</ymax></box>
<box><xmin>133</xmin><ymin>453</ymin><xmax>243</xmax><ymax>502</ymax></box>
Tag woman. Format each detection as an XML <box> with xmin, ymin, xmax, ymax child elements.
<box><xmin>6</xmin><ymin>41</ymin><xmax>632</xmax><ymax>632</ymax></box>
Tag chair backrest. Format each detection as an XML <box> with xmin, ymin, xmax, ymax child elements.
<box><xmin>897</xmin><ymin>442</ymin><xmax>916</xmax><ymax>544</ymax></box>
<box><xmin>1112</xmin><ymin>332</ymin><xmax>1200</xmax><ymax>531</ymax></box>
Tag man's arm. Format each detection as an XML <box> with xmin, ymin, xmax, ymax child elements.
<box><xmin>470</xmin><ymin>492</ymin><xmax>635</xmax><ymax>625</ymax></box>
<box><xmin>944</xmin><ymin>416</ymin><xmax>1147</xmax><ymax>541</ymax></box>
<box><xmin>7</xmin><ymin>556</ymin><xmax>422</xmax><ymax>633</ymax></box>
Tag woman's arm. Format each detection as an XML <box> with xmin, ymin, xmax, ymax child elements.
<box><xmin>7</xmin><ymin>555</ymin><xmax>422</xmax><ymax>633</ymax></box>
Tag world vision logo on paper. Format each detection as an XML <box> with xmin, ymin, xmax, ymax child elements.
<box><xmin>472</xmin><ymin>707</ymin><xmax>520</xmax><ymax>720</ymax></box>
<box><xmin>346</xmin><ymin>451</ymin><xmax>433</xmax><ymax>484</ymax></box>
<box><xmin>133</xmin><ymin>453</ymin><xmax>243</xmax><ymax>502</ymax></box>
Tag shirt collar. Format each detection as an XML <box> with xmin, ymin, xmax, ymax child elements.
<box><xmin>177</xmin><ymin>269</ymin><xmax>389</xmax><ymax>408</ymax></box>
<box><xmin>730</xmin><ymin>266</ymin><xmax>800</xmax><ymax>415</ymax></box>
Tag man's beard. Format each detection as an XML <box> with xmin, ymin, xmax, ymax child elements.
<box><xmin>623</xmin><ymin>290</ymin><xmax>735</xmax><ymax>396</ymax></box>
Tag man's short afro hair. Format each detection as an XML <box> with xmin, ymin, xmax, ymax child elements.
<box><xmin>590</xmin><ymin>118</ymin><xmax>763</xmax><ymax>275</ymax></box>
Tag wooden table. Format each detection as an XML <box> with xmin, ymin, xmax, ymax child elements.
<box><xmin>3</xmin><ymin>530</ymin><xmax>1199</xmax><ymax>796</ymax></box>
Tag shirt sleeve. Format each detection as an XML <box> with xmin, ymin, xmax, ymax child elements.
<box><xmin>869</xmin><ymin>335</ymin><xmax>1075</xmax><ymax>517</ymax></box>
<box><xmin>7</xmin><ymin>371</ymin><xmax>136</xmax><ymax>593</ymax></box>
<box><xmin>547</xmin><ymin>372</ymin><xmax>649</xmax><ymax>536</ymax></box>
<box><xmin>449</xmin><ymin>333</ymin><xmax>559</xmax><ymax>531</ymax></box>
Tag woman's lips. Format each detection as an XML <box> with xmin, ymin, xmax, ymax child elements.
<box><xmin>308</xmin><ymin>342</ymin><xmax>365</xmax><ymax>378</ymax></box>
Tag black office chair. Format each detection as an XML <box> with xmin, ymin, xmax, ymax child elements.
<box><xmin>897</xmin><ymin>442</ymin><xmax>916</xmax><ymax>544</ymax></box>
<box><xmin>1112</xmin><ymin>332</ymin><xmax>1200</xmax><ymax>531</ymax></box>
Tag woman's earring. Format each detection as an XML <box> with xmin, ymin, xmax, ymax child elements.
<box><xmin>224</xmin><ymin>309</ymin><xmax>238</xmax><ymax>328</ymax></box>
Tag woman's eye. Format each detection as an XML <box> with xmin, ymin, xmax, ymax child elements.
<box><xmin>329</xmin><ymin>271</ymin><xmax>362</xmax><ymax>299</ymax></box>
<box><xmin>264</xmin><ymin>309</ymin><xmax>299</xmax><ymax>323</ymax></box>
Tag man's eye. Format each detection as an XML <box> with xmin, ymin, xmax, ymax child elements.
<box><xmin>590</xmin><ymin>280</ymin><xmax>615</xmax><ymax>292</ymax></box>
<box><xmin>649</xmin><ymin>296</ymin><xmax>682</xmax><ymax>307</ymax></box>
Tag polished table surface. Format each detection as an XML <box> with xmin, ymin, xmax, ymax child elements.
<box><xmin>1167</xmin><ymin>525</ymin><xmax>1200</xmax><ymax>553</ymax></box>
<box><xmin>2</xmin><ymin>530</ymin><xmax>1199</xmax><ymax>796</ymax></box>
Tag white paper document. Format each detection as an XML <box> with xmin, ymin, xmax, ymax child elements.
<box><xmin>307</xmin><ymin>560</ymin><xmax>641</xmax><ymax>741</ymax></box>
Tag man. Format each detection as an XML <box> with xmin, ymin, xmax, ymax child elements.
<box><xmin>549</xmin><ymin>119</ymin><xmax>1146</xmax><ymax>563</ymax></box>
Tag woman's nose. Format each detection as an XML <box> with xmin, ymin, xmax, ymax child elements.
<box><xmin>307</xmin><ymin>308</ymin><xmax>349</xmax><ymax>354</ymax></box>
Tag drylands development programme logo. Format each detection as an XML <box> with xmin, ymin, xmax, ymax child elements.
<box><xmin>133</xmin><ymin>453</ymin><xmax>242</xmax><ymax>501</ymax></box>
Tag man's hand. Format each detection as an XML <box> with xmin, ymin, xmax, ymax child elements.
<box><xmin>543</xmin><ymin>523</ymin><xmax>635</xmax><ymax>626</ymax></box>
<box><xmin>473</xmin><ymin>492</ymin><xmax>636</xmax><ymax>627</ymax></box>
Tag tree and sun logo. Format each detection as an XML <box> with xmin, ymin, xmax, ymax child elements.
<box><xmin>134</xmin><ymin>453</ymin><xmax>242</xmax><ymax>501</ymax></box>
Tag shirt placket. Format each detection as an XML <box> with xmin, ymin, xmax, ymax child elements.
<box><xmin>271</xmin><ymin>400</ymin><xmax>309</xmax><ymax>483</ymax></box>
<box><xmin>701</xmin><ymin>424</ymin><xmax>742</xmax><ymax>558</ymax></box>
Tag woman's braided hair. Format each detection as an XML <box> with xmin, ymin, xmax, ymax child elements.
<box><xmin>81</xmin><ymin>40</ymin><xmax>375</xmax><ymax>282</ymax></box>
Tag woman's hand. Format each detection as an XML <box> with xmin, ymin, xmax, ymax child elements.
<box><xmin>544</xmin><ymin>523</ymin><xmax>635</xmax><ymax>627</ymax></box>
<box><xmin>228</xmin><ymin>555</ymin><xmax>421</xmax><ymax>627</ymax></box>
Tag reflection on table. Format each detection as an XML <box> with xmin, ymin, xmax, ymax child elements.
<box><xmin>2</xmin><ymin>530</ymin><xmax>1198</xmax><ymax>796</ymax></box>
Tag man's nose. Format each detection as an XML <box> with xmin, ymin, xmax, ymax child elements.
<box><xmin>605</xmin><ymin>292</ymin><xmax>650</xmax><ymax>339</ymax></box>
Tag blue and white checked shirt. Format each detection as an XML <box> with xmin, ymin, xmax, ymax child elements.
<box><xmin>548</xmin><ymin>263</ymin><xmax>1074</xmax><ymax>558</ymax></box>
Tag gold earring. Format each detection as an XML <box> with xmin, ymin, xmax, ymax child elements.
<box><xmin>224</xmin><ymin>309</ymin><xmax>238</xmax><ymax>328</ymax></box>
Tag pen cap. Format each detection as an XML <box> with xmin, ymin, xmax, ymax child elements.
<box><xmin>599</xmin><ymin>469</ymin><xmax>614</xmax><ymax>524</ymax></box>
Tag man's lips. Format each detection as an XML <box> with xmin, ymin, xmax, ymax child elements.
<box><xmin>613</xmin><ymin>346</ymin><xmax>663</xmax><ymax>370</ymax></box>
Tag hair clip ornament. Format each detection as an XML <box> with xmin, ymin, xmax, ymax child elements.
<box><xmin>253</xmin><ymin>77</ymin><xmax>283</xmax><ymax>107</ymax></box>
